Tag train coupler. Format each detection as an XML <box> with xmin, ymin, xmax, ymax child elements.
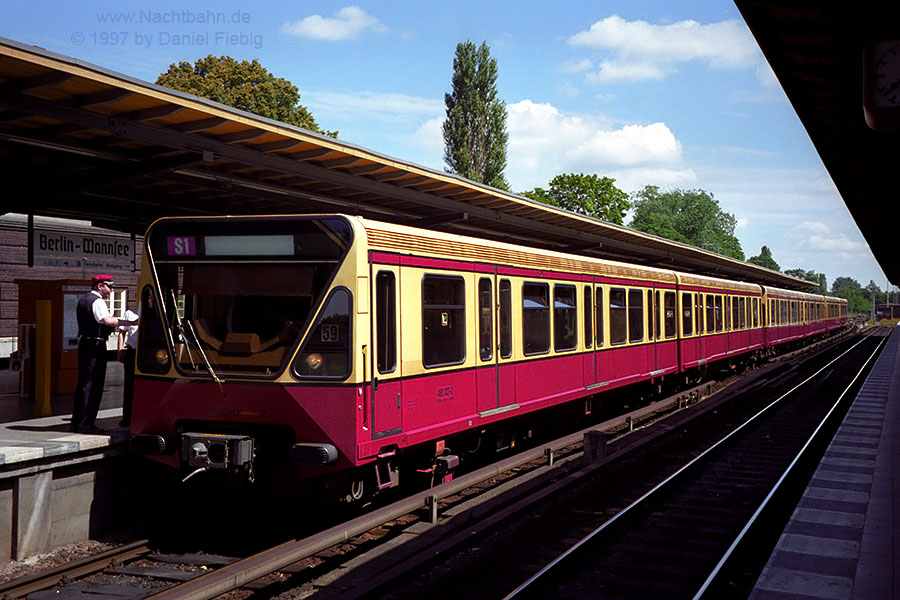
<box><xmin>434</xmin><ymin>454</ymin><xmax>460</xmax><ymax>484</ymax></box>
<box><xmin>180</xmin><ymin>432</ymin><xmax>255</xmax><ymax>480</ymax></box>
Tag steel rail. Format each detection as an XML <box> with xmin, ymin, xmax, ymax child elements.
<box><xmin>503</xmin><ymin>332</ymin><xmax>876</xmax><ymax>599</ymax></box>
<box><xmin>693</xmin><ymin>331</ymin><xmax>888</xmax><ymax>598</ymax></box>
<box><xmin>146</xmin><ymin>380</ymin><xmax>715</xmax><ymax>600</ymax></box>
<box><xmin>0</xmin><ymin>539</ymin><xmax>150</xmax><ymax>599</ymax></box>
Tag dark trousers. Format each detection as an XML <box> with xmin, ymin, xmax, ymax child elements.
<box><xmin>72</xmin><ymin>338</ymin><xmax>108</xmax><ymax>431</ymax></box>
<box><xmin>121</xmin><ymin>346</ymin><xmax>135</xmax><ymax>426</ymax></box>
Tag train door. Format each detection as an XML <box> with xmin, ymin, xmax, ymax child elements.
<box><xmin>496</xmin><ymin>278</ymin><xmax>517</xmax><ymax>408</ymax></box>
<box><xmin>695</xmin><ymin>292</ymin><xmax>706</xmax><ymax>364</ymax></box>
<box><xmin>371</xmin><ymin>266</ymin><xmax>402</xmax><ymax>438</ymax></box>
<box><xmin>582</xmin><ymin>283</ymin><xmax>597</xmax><ymax>387</ymax></box>
<box><xmin>476</xmin><ymin>275</ymin><xmax>499</xmax><ymax>412</ymax></box>
<box><xmin>650</xmin><ymin>288</ymin><xmax>660</xmax><ymax>375</ymax></box>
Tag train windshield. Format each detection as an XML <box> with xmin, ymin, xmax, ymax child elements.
<box><xmin>144</xmin><ymin>216</ymin><xmax>353</xmax><ymax>376</ymax></box>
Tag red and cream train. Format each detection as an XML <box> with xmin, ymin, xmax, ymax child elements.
<box><xmin>129</xmin><ymin>214</ymin><xmax>848</xmax><ymax>498</ymax></box>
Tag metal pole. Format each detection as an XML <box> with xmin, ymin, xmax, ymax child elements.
<box><xmin>34</xmin><ymin>300</ymin><xmax>52</xmax><ymax>417</ymax></box>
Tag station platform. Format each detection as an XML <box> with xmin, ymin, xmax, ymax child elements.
<box><xmin>0</xmin><ymin>360</ymin><xmax>127</xmax><ymax>465</ymax></box>
<box><xmin>750</xmin><ymin>325</ymin><xmax>899</xmax><ymax>600</ymax></box>
<box><xmin>0</xmin><ymin>360</ymin><xmax>132</xmax><ymax>562</ymax></box>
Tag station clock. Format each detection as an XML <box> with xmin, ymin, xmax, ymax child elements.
<box><xmin>864</xmin><ymin>40</ymin><xmax>900</xmax><ymax>130</ymax></box>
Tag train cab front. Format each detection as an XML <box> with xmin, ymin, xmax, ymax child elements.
<box><xmin>129</xmin><ymin>214</ymin><xmax>363</xmax><ymax>489</ymax></box>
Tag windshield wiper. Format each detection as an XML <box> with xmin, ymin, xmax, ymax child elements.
<box><xmin>168</xmin><ymin>290</ymin><xmax>196</xmax><ymax>370</ymax></box>
<box><xmin>184</xmin><ymin>318</ymin><xmax>225</xmax><ymax>391</ymax></box>
<box><xmin>168</xmin><ymin>290</ymin><xmax>225</xmax><ymax>391</ymax></box>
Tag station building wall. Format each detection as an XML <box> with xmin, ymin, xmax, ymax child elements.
<box><xmin>0</xmin><ymin>214</ymin><xmax>143</xmax><ymax>359</ymax></box>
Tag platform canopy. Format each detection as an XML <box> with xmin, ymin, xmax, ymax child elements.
<box><xmin>736</xmin><ymin>2</ymin><xmax>900</xmax><ymax>287</ymax></box>
<box><xmin>0</xmin><ymin>37</ymin><xmax>815</xmax><ymax>290</ymax></box>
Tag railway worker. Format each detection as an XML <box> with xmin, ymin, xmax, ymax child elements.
<box><xmin>116</xmin><ymin>303</ymin><xmax>139</xmax><ymax>428</ymax></box>
<box><xmin>72</xmin><ymin>274</ymin><xmax>139</xmax><ymax>434</ymax></box>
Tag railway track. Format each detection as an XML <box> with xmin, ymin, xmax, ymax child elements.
<box><xmin>0</xmin><ymin>540</ymin><xmax>151</xmax><ymax>599</ymax></box>
<box><xmin>3</xmin><ymin>328</ymin><xmax>869</xmax><ymax>600</ymax></box>
<box><xmin>503</xmin><ymin>329</ymin><xmax>887</xmax><ymax>599</ymax></box>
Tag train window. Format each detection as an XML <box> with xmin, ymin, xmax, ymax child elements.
<box><xmin>725</xmin><ymin>297</ymin><xmax>731</xmax><ymax>331</ymax></box>
<box><xmin>647</xmin><ymin>290</ymin><xmax>655</xmax><ymax>341</ymax></box>
<box><xmin>696</xmin><ymin>294</ymin><xmax>703</xmax><ymax>334</ymax></box>
<box><xmin>554</xmin><ymin>285</ymin><xmax>577</xmax><ymax>352</ymax></box>
<box><xmin>595</xmin><ymin>287</ymin><xmax>605</xmax><ymax>347</ymax></box>
<box><xmin>499</xmin><ymin>279</ymin><xmax>512</xmax><ymax>359</ymax></box>
<box><xmin>610</xmin><ymin>288</ymin><xmax>627</xmax><ymax>345</ymax></box>
<box><xmin>732</xmin><ymin>297</ymin><xmax>740</xmax><ymax>330</ymax></box>
<box><xmin>376</xmin><ymin>272</ymin><xmax>396</xmax><ymax>374</ymax></box>
<box><xmin>681</xmin><ymin>292</ymin><xmax>693</xmax><ymax>336</ymax></box>
<box><xmin>296</xmin><ymin>288</ymin><xmax>352</xmax><ymax>379</ymax></box>
<box><xmin>137</xmin><ymin>286</ymin><xmax>168</xmax><ymax>374</ymax></box>
<box><xmin>523</xmin><ymin>282</ymin><xmax>551</xmax><ymax>355</ymax></box>
<box><xmin>753</xmin><ymin>298</ymin><xmax>759</xmax><ymax>328</ymax></box>
<box><xmin>584</xmin><ymin>286</ymin><xmax>593</xmax><ymax>349</ymax></box>
<box><xmin>740</xmin><ymin>297</ymin><xmax>747</xmax><ymax>329</ymax></box>
<box><xmin>422</xmin><ymin>275</ymin><xmax>466</xmax><ymax>368</ymax></box>
<box><xmin>664</xmin><ymin>292</ymin><xmax>676</xmax><ymax>338</ymax></box>
<box><xmin>478</xmin><ymin>278</ymin><xmax>493</xmax><ymax>361</ymax></box>
<box><xmin>629</xmin><ymin>289</ymin><xmax>644</xmax><ymax>343</ymax></box>
<box><xmin>705</xmin><ymin>295</ymin><xmax>715</xmax><ymax>333</ymax></box>
<box><xmin>715</xmin><ymin>295</ymin><xmax>724</xmax><ymax>332</ymax></box>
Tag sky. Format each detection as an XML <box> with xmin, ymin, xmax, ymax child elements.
<box><xmin>1</xmin><ymin>1</ymin><xmax>893</xmax><ymax>292</ymax></box>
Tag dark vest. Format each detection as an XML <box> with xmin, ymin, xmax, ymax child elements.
<box><xmin>76</xmin><ymin>292</ymin><xmax>114</xmax><ymax>339</ymax></box>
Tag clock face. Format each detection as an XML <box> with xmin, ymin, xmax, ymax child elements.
<box><xmin>873</xmin><ymin>41</ymin><xmax>900</xmax><ymax>107</ymax></box>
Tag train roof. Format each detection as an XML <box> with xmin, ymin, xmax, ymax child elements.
<box><xmin>0</xmin><ymin>37</ymin><xmax>818</xmax><ymax>291</ymax></box>
<box><xmin>675</xmin><ymin>273</ymin><xmax>761</xmax><ymax>294</ymax></box>
<box><xmin>762</xmin><ymin>286</ymin><xmax>827</xmax><ymax>302</ymax></box>
<box><xmin>360</xmin><ymin>216</ymin><xmax>679</xmax><ymax>284</ymax></box>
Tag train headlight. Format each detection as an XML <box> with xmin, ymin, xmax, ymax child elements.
<box><xmin>305</xmin><ymin>353</ymin><xmax>324</xmax><ymax>370</ymax></box>
<box><xmin>154</xmin><ymin>349</ymin><xmax>170</xmax><ymax>367</ymax></box>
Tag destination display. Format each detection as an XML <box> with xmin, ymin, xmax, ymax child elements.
<box><xmin>166</xmin><ymin>235</ymin><xmax>296</xmax><ymax>257</ymax></box>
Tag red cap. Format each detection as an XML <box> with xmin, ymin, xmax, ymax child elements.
<box><xmin>91</xmin><ymin>274</ymin><xmax>115</xmax><ymax>286</ymax></box>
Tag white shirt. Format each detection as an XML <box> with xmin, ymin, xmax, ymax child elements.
<box><xmin>90</xmin><ymin>290</ymin><xmax>112</xmax><ymax>322</ymax></box>
<box><xmin>119</xmin><ymin>309</ymin><xmax>139</xmax><ymax>348</ymax></box>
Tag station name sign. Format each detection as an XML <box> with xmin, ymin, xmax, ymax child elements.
<box><xmin>34</xmin><ymin>228</ymin><xmax>135</xmax><ymax>270</ymax></box>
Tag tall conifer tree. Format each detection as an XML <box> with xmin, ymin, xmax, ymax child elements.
<box><xmin>442</xmin><ymin>41</ymin><xmax>509</xmax><ymax>190</ymax></box>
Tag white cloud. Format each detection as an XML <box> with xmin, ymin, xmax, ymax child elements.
<box><xmin>303</xmin><ymin>91</ymin><xmax>442</xmax><ymax>120</ymax></box>
<box><xmin>793</xmin><ymin>221</ymin><xmax>831</xmax><ymax>236</ymax></box>
<box><xmin>503</xmin><ymin>99</ymin><xmax>694</xmax><ymax>191</ymax></box>
<box><xmin>560</xmin><ymin>58</ymin><xmax>593</xmax><ymax>74</ymax></box>
<box><xmin>281</xmin><ymin>6</ymin><xmax>388</xmax><ymax>41</ymax></box>
<box><xmin>586</xmin><ymin>59</ymin><xmax>669</xmax><ymax>83</ymax></box>
<box><xmin>568</xmin><ymin>15</ymin><xmax>760</xmax><ymax>82</ymax></box>
<box><xmin>409</xmin><ymin>116</ymin><xmax>444</xmax><ymax>154</ymax></box>
<box><xmin>756</xmin><ymin>61</ymin><xmax>779</xmax><ymax>88</ymax></box>
<box><xmin>790</xmin><ymin>222</ymin><xmax>868</xmax><ymax>254</ymax></box>
<box><xmin>400</xmin><ymin>98</ymin><xmax>693</xmax><ymax>191</ymax></box>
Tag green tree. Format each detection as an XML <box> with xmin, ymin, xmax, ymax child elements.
<box><xmin>832</xmin><ymin>276</ymin><xmax>861</xmax><ymax>296</ymax></box>
<box><xmin>522</xmin><ymin>173</ymin><xmax>631</xmax><ymax>224</ymax></box>
<box><xmin>784</xmin><ymin>268</ymin><xmax>827</xmax><ymax>294</ymax></box>
<box><xmin>866</xmin><ymin>280</ymin><xmax>882</xmax><ymax>304</ymax></box>
<box><xmin>832</xmin><ymin>277</ymin><xmax>870</xmax><ymax>313</ymax></box>
<box><xmin>157</xmin><ymin>55</ymin><xmax>336</xmax><ymax>137</ymax></box>
<box><xmin>747</xmin><ymin>246</ymin><xmax>780</xmax><ymax>271</ymax></box>
<box><xmin>629</xmin><ymin>186</ymin><xmax>744</xmax><ymax>260</ymax></box>
<box><xmin>442</xmin><ymin>41</ymin><xmax>509</xmax><ymax>190</ymax></box>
